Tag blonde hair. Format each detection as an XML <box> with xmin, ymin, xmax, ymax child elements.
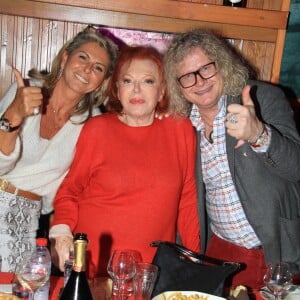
<box><xmin>29</xmin><ymin>26</ymin><xmax>119</xmax><ymax>122</ymax></box>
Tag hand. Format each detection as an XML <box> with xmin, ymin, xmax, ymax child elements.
<box><xmin>5</xmin><ymin>69</ymin><xmax>43</xmax><ymax>124</ymax></box>
<box><xmin>155</xmin><ymin>111</ymin><xmax>170</xmax><ymax>120</ymax></box>
<box><xmin>226</xmin><ymin>85</ymin><xmax>264</xmax><ymax>149</ymax></box>
<box><xmin>51</xmin><ymin>236</ymin><xmax>74</xmax><ymax>272</ymax></box>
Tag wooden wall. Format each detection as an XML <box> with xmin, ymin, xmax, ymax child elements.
<box><xmin>0</xmin><ymin>0</ymin><xmax>290</xmax><ymax>98</ymax></box>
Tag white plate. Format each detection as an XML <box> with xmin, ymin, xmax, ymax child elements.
<box><xmin>0</xmin><ymin>284</ymin><xmax>12</xmax><ymax>294</ymax></box>
<box><xmin>152</xmin><ymin>291</ymin><xmax>226</xmax><ymax>300</ymax></box>
<box><xmin>284</xmin><ymin>290</ymin><xmax>300</xmax><ymax>300</ymax></box>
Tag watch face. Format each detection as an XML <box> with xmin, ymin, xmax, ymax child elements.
<box><xmin>0</xmin><ymin>119</ymin><xmax>10</xmax><ymax>132</ymax></box>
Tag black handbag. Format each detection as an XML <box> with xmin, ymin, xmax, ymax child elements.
<box><xmin>150</xmin><ymin>241</ymin><xmax>241</xmax><ymax>297</ymax></box>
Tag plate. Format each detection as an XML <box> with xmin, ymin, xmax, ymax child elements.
<box><xmin>259</xmin><ymin>285</ymin><xmax>300</xmax><ymax>300</ymax></box>
<box><xmin>152</xmin><ymin>291</ymin><xmax>226</xmax><ymax>300</ymax></box>
<box><xmin>0</xmin><ymin>285</ymin><xmax>12</xmax><ymax>294</ymax></box>
<box><xmin>283</xmin><ymin>286</ymin><xmax>300</xmax><ymax>300</ymax></box>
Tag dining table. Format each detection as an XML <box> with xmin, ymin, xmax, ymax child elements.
<box><xmin>0</xmin><ymin>272</ymin><xmax>112</xmax><ymax>300</ymax></box>
<box><xmin>0</xmin><ymin>272</ymin><xmax>267</xmax><ymax>300</ymax></box>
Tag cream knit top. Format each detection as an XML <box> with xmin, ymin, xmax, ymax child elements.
<box><xmin>0</xmin><ymin>81</ymin><xmax>100</xmax><ymax>214</ymax></box>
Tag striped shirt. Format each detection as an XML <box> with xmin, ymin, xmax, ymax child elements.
<box><xmin>190</xmin><ymin>98</ymin><xmax>261</xmax><ymax>249</ymax></box>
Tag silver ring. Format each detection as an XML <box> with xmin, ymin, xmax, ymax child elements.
<box><xmin>228</xmin><ymin>113</ymin><xmax>238</xmax><ymax>124</ymax></box>
<box><xmin>33</xmin><ymin>107</ymin><xmax>40</xmax><ymax>115</ymax></box>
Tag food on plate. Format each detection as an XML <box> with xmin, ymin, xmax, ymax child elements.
<box><xmin>165</xmin><ymin>292</ymin><xmax>208</xmax><ymax>300</ymax></box>
<box><xmin>0</xmin><ymin>293</ymin><xmax>19</xmax><ymax>300</ymax></box>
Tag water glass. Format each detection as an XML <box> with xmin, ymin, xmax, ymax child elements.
<box><xmin>134</xmin><ymin>263</ymin><xmax>158</xmax><ymax>300</ymax></box>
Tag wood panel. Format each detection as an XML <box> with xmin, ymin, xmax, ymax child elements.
<box><xmin>0</xmin><ymin>0</ymin><xmax>291</xmax><ymax>98</ymax></box>
<box><xmin>28</xmin><ymin>0</ymin><xmax>288</xmax><ymax>29</ymax></box>
<box><xmin>1</xmin><ymin>0</ymin><xmax>286</xmax><ymax>41</ymax></box>
<box><xmin>0</xmin><ymin>15</ymin><xmax>87</xmax><ymax>97</ymax></box>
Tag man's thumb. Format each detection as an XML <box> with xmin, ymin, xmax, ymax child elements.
<box><xmin>242</xmin><ymin>85</ymin><xmax>254</xmax><ymax>107</ymax></box>
<box><xmin>13</xmin><ymin>68</ymin><xmax>25</xmax><ymax>88</ymax></box>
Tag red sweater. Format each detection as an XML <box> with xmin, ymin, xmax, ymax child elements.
<box><xmin>52</xmin><ymin>113</ymin><xmax>200</xmax><ymax>277</ymax></box>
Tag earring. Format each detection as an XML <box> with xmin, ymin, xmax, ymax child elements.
<box><xmin>57</xmin><ymin>68</ymin><xmax>63</xmax><ymax>80</ymax></box>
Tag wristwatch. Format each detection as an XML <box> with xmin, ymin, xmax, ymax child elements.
<box><xmin>0</xmin><ymin>117</ymin><xmax>21</xmax><ymax>132</ymax></box>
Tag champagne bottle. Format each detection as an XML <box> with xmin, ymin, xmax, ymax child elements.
<box><xmin>59</xmin><ymin>233</ymin><xmax>93</xmax><ymax>300</ymax></box>
<box><xmin>223</xmin><ymin>0</ymin><xmax>247</xmax><ymax>7</ymax></box>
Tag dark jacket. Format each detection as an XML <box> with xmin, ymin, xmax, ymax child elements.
<box><xmin>196</xmin><ymin>80</ymin><xmax>300</xmax><ymax>272</ymax></box>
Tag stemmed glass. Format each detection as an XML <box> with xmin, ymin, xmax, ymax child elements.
<box><xmin>107</xmin><ymin>250</ymin><xmax>137</xmax><ymax>300</ymax></box>
<box><xmin>123</xmin><ymin>249</ymin><xmax>142</xmax><ymax>297</ymax></box>
<box><xmin>263</xmin><ymin>262</ymin><xmax>293</xmax><ymax>300</ymax></box>
<box><xmin>16</xmin><ymin>255</ymin><xmax>50</xmax><ymax>299</ymax></box>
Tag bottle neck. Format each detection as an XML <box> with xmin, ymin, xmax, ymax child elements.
<box><xmin>73</xmin><ymin>239</ymin><xmax>88</xmax><ymax>272</ymax></box>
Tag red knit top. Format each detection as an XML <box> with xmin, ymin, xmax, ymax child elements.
<box><xmin>52</xmin><ymin>113</ymin><xmax>200</xmax><ymax>277</ymax></box>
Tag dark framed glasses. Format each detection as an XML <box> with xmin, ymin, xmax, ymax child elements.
<box><xmin>177</xmin><ymin>62</ymin><xmax>217</xmax><ymax>88</ymax></box>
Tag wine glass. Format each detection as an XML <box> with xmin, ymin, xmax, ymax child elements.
<box><xmin>123</xmin><ymin>249</ymin><xmax>142</xmax><ymax>297</ymax></box>
<box><xmin>107</xmin><ymin>250</ymin><xmax>137</xmax><ymax>300</ymax></box>
<box><xmin>263</xmin><ymin>262</ymin><xmax>293</xmax><ymax>300</ymax></box>
<box><xmin>16</xmin><ymin>255</ymin><xmax>50</xmax><ymax>299</ymax></box>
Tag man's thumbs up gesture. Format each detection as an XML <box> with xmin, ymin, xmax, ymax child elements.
<box><xmin>225</xmin><ymin>85</ymin><xmax>264</xmax><ymax>149</ymax></box>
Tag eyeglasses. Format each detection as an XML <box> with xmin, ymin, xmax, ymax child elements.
<box><xmin>177</xmin><ymin>62</ymin><xmax>217</xmax><ymax>88</ymax></box>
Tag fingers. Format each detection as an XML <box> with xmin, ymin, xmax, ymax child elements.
<box><xmin>13</xmin><ymin>70</ymin><xmax>43</xmax><ymax>116</ymax></box>
<box><xmin>13</xmin><ymin>68</ymin><xmax>25</xmax><ymax>88</ymax></box>
<box><xmin>54</xmin><ymin>236</ymin><xmax>74</xmax><ymax>272</ymax></box>
<box><xmin>155</xmin><ymin>112</ymin><xmax>170</xmax><ymax>120</ymax></box>
<box><xmin>234</xmin><ymin>139</ymin><xmax>245</xmax><ymax>149</ymax></box>
<box><xmin>226</xmin><ymin>85</ymin><xmax>258</xmax><ymax>143</ymax></box>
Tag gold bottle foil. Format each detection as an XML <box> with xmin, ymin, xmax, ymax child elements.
<box><xmin>73</xmin><ymin>239</ymin><xmax>88</xmax><ymax>272</ymax></box>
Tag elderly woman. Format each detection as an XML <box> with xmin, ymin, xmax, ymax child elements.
<box><xmin>0</xmin><ymin>26</ymin><xmax>118</xmax><ymax>272</ymax></box>
<box><xmin>50</xmin><ymin>45</ymin><xmax>200</xmax><ymax>278</ymax></box>
<box><xmin>164</xmin><ymin>28</ymin><xmax>300</xmax><ymax>290</ymax></box>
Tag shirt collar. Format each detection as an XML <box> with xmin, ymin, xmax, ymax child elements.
<box><xmin>189</xmin><ymin>95</ymin><xmax>227</xmax><ymax>131</ymax></box>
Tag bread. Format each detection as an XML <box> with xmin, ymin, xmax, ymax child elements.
<box><xmin>229</xmin><ymin>285</ymin><xmax>249</xmax><ymax>300</ymax></box>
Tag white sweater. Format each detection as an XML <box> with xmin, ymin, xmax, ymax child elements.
<box><xmin>0</xmin><ymin>81</ymin><xmax>100</xmax><ymax>214</ymax></box>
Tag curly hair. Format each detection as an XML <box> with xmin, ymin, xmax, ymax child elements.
<box><xmin>164</xmin><ymin>28</ymin><xmax>250</xmax><ymax>116</ymax></box>
<box><xmin>28</xmin><ymin>26</ymin><xmax>119</xmax><ymax>122</ymax></box>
